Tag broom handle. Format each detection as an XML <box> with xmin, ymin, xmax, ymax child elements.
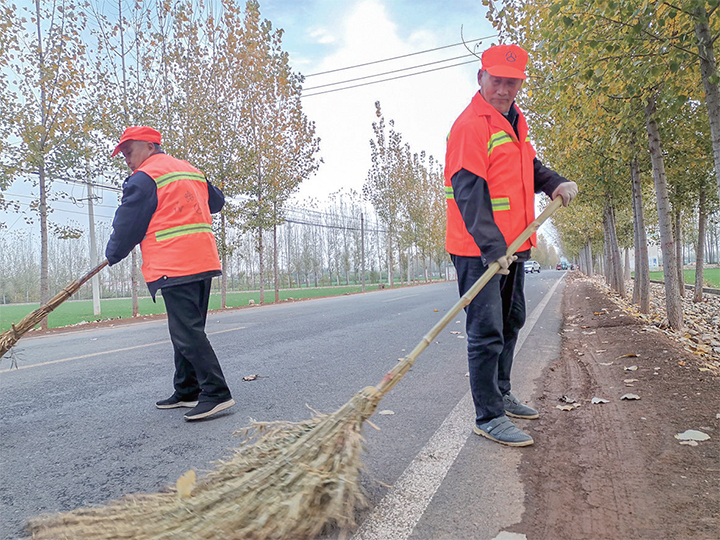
<box><xmin>0</xmin><ymin>259</ymin><xmax>109</xmax><ymax>358</ymax></box>
<box><xmin>375</xmin><ymin>197</ymin><xmax>564</xmax><ymax>396</ymax></box>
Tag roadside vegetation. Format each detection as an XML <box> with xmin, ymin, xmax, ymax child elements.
<box><xmin>486</xmin><ymin>0</ymin><xmax>720</xmax><ymax>329</ymax></box>
<box><xmin>0</xmin><ymin>282</ymin><xmax>403</xmax><ymax>332</ymax></box>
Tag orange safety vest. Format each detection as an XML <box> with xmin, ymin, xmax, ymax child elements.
<box><xmin>136</xmin><ymin>153</ymin><xmax>221</xmax><ymax>283</ymax></box>
<box><xmin>444</xmin><ymin>92</ymin><xmax>536</xmax><ymax>257</ymax></box>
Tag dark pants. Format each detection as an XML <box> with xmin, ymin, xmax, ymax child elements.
<box><xmin>161</xmin><ymin>278</ymin><xmax>232</xmax><ymax>403</ymax></box>
<box><xmin>451</xmin><ymin>254</ymin><xmax>526</xmax><ymax>423</ymax></box>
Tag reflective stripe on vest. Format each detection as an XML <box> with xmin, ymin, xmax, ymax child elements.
<box><xmin>487</xmin><ymin>131</ymin><xmax>513</xmax><ymax>155</ymax></box>
<box><xmin>445</xmin><ymin>185</ymin><xmax>454</xmax><ymax>199</ymax></box>
<box><xmin>154</xmin><ymin>222</ymin><xmax>214</xmax><ymax>242</ymax></box>
<box><xmin>491</xmin><ymin>197</ymin><xmax>510</xmax><ymax>211</ymax></box>
<box><xmin>154</xmin><ymin>171</ymin><xmax>206</xmax><ymax>189</ymax></box>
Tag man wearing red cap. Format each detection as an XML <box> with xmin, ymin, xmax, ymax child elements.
<box><xmin>445</xmin><ymin>45</ymin><xmax>578</xmax><ymax>446</ymax></box>
<box><xmin>106</xmin><ymin>126</ymin><xmax>234</xmax><ymax>421</ymax></box>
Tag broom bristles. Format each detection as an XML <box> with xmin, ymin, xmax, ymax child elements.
<box><xmin>28</xmin><ymin>386</ymin><xmax>382</xmax><ymax>540</ymax></box>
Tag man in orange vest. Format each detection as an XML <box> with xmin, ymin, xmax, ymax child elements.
<box><xmin>445</xmin><ymin>45</ymin><xmax>577</xmax><ymax>446</ymax></box>
<box><xmin>106</xmin><ymin>126</ymin><xmax>234</xmax><ymax>421</ymax></box>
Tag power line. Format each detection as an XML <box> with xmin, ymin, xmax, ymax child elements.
<box><xmin>302</xmin><ymin>58</ymin><xmax>478</xmax><ymax>98</ymax></box>
<box><xmin>284</xmin><ymin>218</ymin><xmax>387</xmax><ymax>234</ymax></box>
<box><xmin>303</xmin><ymin>52</ymin><xmax>477</xmax><ymax>92</ymax></box>
<box><xmin>304</xmin><ymin>35</ymin><xmax>492</xmax><ymax>78</ymax></box>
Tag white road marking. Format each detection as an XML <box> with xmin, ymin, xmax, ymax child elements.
<box><xmin>0</xmin><ymin>326</ymin><xmax>246</xmax><ymax>373</ymax></box>
<box><xmin>352</xmin><ymin>275</ymin><xmax>565</xmax><ymax>540</ymax></box>
<box><xmin>382</xmin><ymin>294</ymin><xmax>420</xmax><ymax>302</ymax></box>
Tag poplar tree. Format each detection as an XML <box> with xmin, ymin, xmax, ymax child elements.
<box><xmin>4</xmin><ymin>0</ymin><xmax>91</xmax><ymax>328</ymax></box>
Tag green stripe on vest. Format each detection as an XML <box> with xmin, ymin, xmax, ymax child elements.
<box><xmin>154</xmin><ymin>171</ymin><xmax>206</xmax><ymax>189</ymax></box>
<box><xmin>491</xmin><ymin>197</ymin><xmax>510</xmax><ymax>211</ymax></box>
<box><xmin>487</xmin><ymin>131</ymin><xmax>514</xmax><ymax>156</ymax></box>
<box><xmin>154</xmin><ymin>223</ymin><xmax>213</xmax><ymax>242</ymax></box>
<box><xmin>445</xmin><ymin>186</ymin><xmax>454</xmax><ymax>199</ymax></box>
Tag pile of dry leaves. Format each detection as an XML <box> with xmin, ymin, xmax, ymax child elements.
<box><xmin>586</xmin><ymin>274</ymin><xmax>720</xmax><ymax>377</ymax></box>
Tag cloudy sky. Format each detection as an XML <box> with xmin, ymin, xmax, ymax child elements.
<box><xmin>258</xmin><ymin>0</ymin><xmax>498</xmax><ymax>204</ymax></box>
<box><xmin>1</xmin><ymin>0</ymin><xmax>502</xmax><ymax>233</ymax></box>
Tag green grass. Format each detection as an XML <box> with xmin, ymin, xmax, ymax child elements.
<box><xmin>0</xmin><ymin>284</ymin><xmax>387</xmax><ymax>333</ymax></box>
<box><xmin>646</xmin><ymin>268</ymin><xmax>720</xmax><ymax>288</ymax></box>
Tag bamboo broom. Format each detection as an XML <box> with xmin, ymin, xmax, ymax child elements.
<box><xmin>0</xmin><ymin>260</ymin><xmax>109</xmax><ymax>360</ymax></box>
<box><xmin>27</xmin><ymin>198</ymin><xmax>563</xmax><ymax>540</ymax></box>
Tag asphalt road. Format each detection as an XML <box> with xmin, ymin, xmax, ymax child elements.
<box><xmin>0</xmin><ymin>271</ymin><xmax>566</xmax><ymax>540</ymax></box>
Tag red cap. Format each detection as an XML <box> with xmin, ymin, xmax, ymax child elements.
<box><xmin>111</xmin><ymin>126</ymin><xmax>162</xmax><ymax>157</ymax></box>
<box><xmin>481</xmin><ymin>44</ymin><xmax>528</xmax><ymax>80</ymax></box>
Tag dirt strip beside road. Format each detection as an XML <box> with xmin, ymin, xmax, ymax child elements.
<box><xmin>513</xmin><ymin>274</ymin><xmax>719</xmax><ymax>540</ymax></box>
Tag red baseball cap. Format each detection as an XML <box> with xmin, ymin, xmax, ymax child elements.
<box><xmin>111</xmin><ymin>126</ymin><xmax>162</xmax><ymax>157</ymax></box>
<box><xmin>481</xmin><ymin>44</ymin><xmax>528</xmax><ymax>80</ymax></box>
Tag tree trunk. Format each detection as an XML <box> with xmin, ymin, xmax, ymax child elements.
<box><xmin>623</xmin><ymin>248</ymin><xmax>631</xmax><ymax>282</ymax></box>
<box><xmin>273</xmin><ymin>223</ymin><xmax>279</xmax><ymax>303</ymax></box>
<box><xmin>131</xmin><ymin>249</ymin><xmax>139</xmax><ymax>316</ymax></box>
<box><xmin>602</xmin><ymin>197</ymin><xmax>624</xmax><ymax>296</ymax></box>
<box><xmin>258</xmin><ymin>228</ymin><xmax>265</xmax><ymax>304</ymax></box>
<box><xmin>644</xmin><ymin>96</ymin><xmax>683</xmax><ymax>329</ymax></box>
<box><xmin>387</xmin><ymin>233</ymin><xmax>394</xmax><ymax>288</ymax></box>
<box><xmin>674</xmin><ymin>210</ymin><xmax>684</xmax><ymax>297</ymax></box>
<box><xmin>221</xmin><ymin>213</ymin><xmax>227</xmax><ymax>309</ymax></box>
<box><xmin>694</xmin><ymin>6</ymin><xmax>720</xmax><ymax>202</ymax></box>
<box><xmin>630</xmin><ymin>154</ymin><xmax>650</xmax><ymax>313</ymax></box>
<box><xmin>694</xmin><ymin>188</ymin><xmax>707</xmax><ymax>303</ymax></box>
<box><xmin>39</xmin><ymin>161</ymin><xmax>49</xmax><ymax>330</ymax></box>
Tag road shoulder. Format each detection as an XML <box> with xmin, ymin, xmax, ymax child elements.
<box><xmin>514</xmin><ymin>273</ymin><xmax>720</xmax><ymax>539</ymax></box>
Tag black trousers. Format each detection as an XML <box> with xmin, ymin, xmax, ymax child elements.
<box><xmin>451</xmin><ymin>254</ymin><xmax>526</xmax><ymax>423</ymax></box>
<box><xmin>161</xmin><ymin>278</ymin><xmax>232</xmax><ymax>403</ymax></box>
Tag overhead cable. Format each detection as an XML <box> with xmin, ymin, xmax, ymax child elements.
<box><xmin>304</xmin><ymin>35</ymin><xmax>493</xmax><ymax>78</ymax></box>
<box><xmin>303</xmin><ymin>52</ymin><xmax>477</xmax><ymax>92</ymax></box>
<box><xmin>302</xmin><ymin>58</ymin><xmax>478</xmax><ymax>98</ymax></box>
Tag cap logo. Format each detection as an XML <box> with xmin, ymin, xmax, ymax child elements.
<box><xmin>505</xmin><ymin>51</ymin><xmax>517</xmax><ymax>63</ymax></box>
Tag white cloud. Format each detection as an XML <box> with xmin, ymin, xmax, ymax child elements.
<box><xmin>294</xmin><ymin>0</ymin><xmax>484</xmax><ymax>205</ymax></box>
<box><xmin>308</xmin><ymin>27</ymin><xmax>335</xmax><ymax>44</ymax></box>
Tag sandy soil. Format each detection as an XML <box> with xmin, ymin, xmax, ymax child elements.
<box><xmin>514</xmin><ymin>273</ymin><xmax>719</xmax><ymax>540</ymax></box>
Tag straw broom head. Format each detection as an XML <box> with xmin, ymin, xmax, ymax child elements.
<box><xmin>28</xmin><ymin>385</ymin><xmax>383</xmax><ymax>540</ymax></box>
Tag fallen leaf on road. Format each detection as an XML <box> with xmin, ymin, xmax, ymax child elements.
<box><xmin>176</xmin><ymin>470</ymin><xmax>196</xmax><ymax>498</ymax></box>
<box><xmin>582</xmin><ymin>331</ymin><xmax>596</xmax><ymax>335</ymax></box>
<box><xmin>559</xmin><ymin>395</ymin><xmax>576</xmax><ymax>403</ymax></box>
<box><xmin>433</xmin><ymin>309</ymin><xmax>438</xmax><ymax>312</ymax></box>
<box><xmin>457</xmin><ymin>335</ymin><xmax>465</xmax><ymax>339</ymax></box>
<box><xmin>624</xmin><ymin>379</ymin><xmax>639</xmax><ymax>383</ymax></box>
<box><xmin>596</xmin><ymin>349</ymin><xmax>607</xmax><ymax>353</ymax></box>
<box><xmin>675</xmin><ymin>429</ymin><xmax>710</xmax><ymax>442</ymax></box>
<box><xmin>450</xmin><ymin>331</ymin><xmax>462</xmax><ymax>334</ymax></box>
<box><xmin>679</xmin><ymin>440</ymin><xmax>698</xmax><ymax>446</ymax></box>
<box><xmin>599</xmin><ymin>362</ymin><xmax>613</xmax><ymax>366</ymax></box>
<box><xmin>678</xmin><ymin>360</ymin><xmax>686</xmax><ymax>367</ymax></box>
<box><xmin>621</xmin><ymin>393</ymin><xmax>641</xmax><ymax>400</ymax></box>
<box><xmin>378</xmin><ymin>410</ymin><xmax>395</xmax><ymax>415</ymax></box>
<box><xmin>591</xmin><ymin>397</ymin><xmax>609</xmax><ymax>404</ymax></box>
<box><xmin>556</xmin><ymin>404</ymin><xmax>576</xmax><ymax>411</ymax></box>
<box><xmin>624</xmin><ymin>365</ymin><xmax>638</xmax><ymax>371</ymax></box>
<box><xmin>242</xmin><ymin>374</ymin><xmax>259</xmax><ymax>381</ymax></box>
<box><xmin>617</xmin><ymin>353</ymin><xmax>639</xmax><ymax>359</ymax></box>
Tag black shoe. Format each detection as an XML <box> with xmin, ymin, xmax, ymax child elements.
<box><xmin>184</xmin><ymin>399</ymin><xmax>235</xmax><ymax>421</ymax></box>
<box><xmin>156</xmin><ymin>395</ymin><xmax>199</xmax><ymax>409</ymax></box>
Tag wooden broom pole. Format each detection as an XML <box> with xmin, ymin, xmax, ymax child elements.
<box><xmin>376</xmin><ymin>197</ymin><xmax>564</xmax><ymax>396</ymax></box>
<box><xmin>0</xmin><ymin>260</ymin><xmax>109</xmax><ymax>359</ymax></box>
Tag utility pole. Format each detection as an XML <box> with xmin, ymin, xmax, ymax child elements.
<box><xmin>361</xmin><ymin>212</ymin><xmax>366</xmax><ymax>292</ymax></box>
<box><xmin>86</xmin><ymin>179</ymin><xmax>101</xmax><ymax>316</ymax></box>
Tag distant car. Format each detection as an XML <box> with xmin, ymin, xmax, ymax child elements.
<box><xmin>524</xmin><ymin>260</ymin><xmax>541</xmax><ymax>273</ymax></box>
<box><xmin>556</xmin><ymin>263</ymin><xmax>563</xmax><ymax>270</ymax></box>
